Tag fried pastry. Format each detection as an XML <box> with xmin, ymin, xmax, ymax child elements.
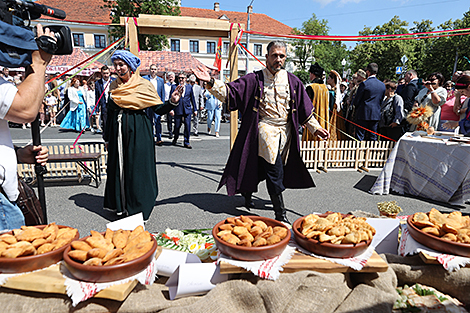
<box><xmin>128</xmin><ymin>225</ymin><xmax>145</xmax><ymax>241</ymax></box>
<box><xmin>252</xmin><ymin>237</ymin><xmax>267</xmax><ymax>247</ymax></box>
<box><xmin>221</xmin><ymin>233</ymin><xmax>240</xmax><ymax>245</ymax></box>
<box><xmin>124</xmin><ymin>231</ymin><xmax>151</xmax><ymax>252</ymax></box>
<box><xmin>428</xmin><ymin>208</ymin><xmax>446</xmax><ymax>227</ymax></box>
<box><xmin>325</xmin><ymin>212</ymin><xmax>342</xmax><ymax>224</ymax></box>
<box><xmin>104</xmin><ymin>228</ymin><xmax>114</xmax><ymax>240</ymax></box>
<box><xmin>2</xmin><ymin>248</ymin><xmax>24</xmax><ymax>258</ymax></box>
<box><xmin>71</xmin><ymin>240</ymin><xmax>93</xmax><ymax>252</ymax></box>
<box><xmin>249</xmin><ymin>226</ymin><xmax>263</xmax><ymax>237</ymax></box>
<box><xmin>273</xmin><ymin>226</ymin><xmax>288</xmax><ymax>239</ymax></box>
<box><xmin>86</xmin><ymin>237</ymin><xmax>114</xmax><ymax>251</ymax></box>
<box><xmin>266</xmin><ymin>235</ymin><xmax>281</xmax><ymax>245</ymax></box>
<box><xmin>102</xmin><ymin>248</ymin><xmax>123</xmax><ymax>263</ymax></box>
<box><xmin>0</xmin><ymin>234</ymin><xmax>17</xmax><ymax>245</ymax></box>
<box><xmin>219</xmin><ymin>224</ymin><xmax>233</xmax><ymax>231</ymax></box>
<box><xmin>421</xmin><ymin>226</ymin><xmax>441</xmax><ymax>237</ymax></box>
<box><xmin>57</xmin><ymin>228</ymin><xmax>78</xmax><ymax>241</ymax></box>
<box><xmin>68</xmin><ymin>250</ymin><xmax>88</xmax><ymax>262</ymax></box>
<box><xmin>232</xmin><ymin>226</ymin><xmax>249</xmax><ymax>236</ymax></box>
<box><xmin>32</xmin><ymin>238</ymin><xmax>47</xmax><ymax>249</ymax></box>
<box><xmin>123</xmin><ymin>241</ymin><xmax>153</xmax><ymax>260</ymax></box>
<box><xmin>226</xmin><ymin>217</ymin><xmax>236</xmax><ymax>225</ymax></box>
<box><xmin>90</xmin><ymin>230</ymin><xmax>105</xmax><ymax>239</ymax></box>
<box><xmin>240</xmin><ymin>215</ymin><xmax>254</xmax><ymax>227</ymax></box>
<box><xmin>442</xmin><ymin>233</ymin><xmax>457</xmax><ymax>242</ymax></box>
<box><xmin>43</xmin><ymin>223</ymin><xmax>59</xmax><ymax>241</ymax></box>
<box><xmin>342</xmin><ymin>232</ymin><xmax>361</xmax><ymax>244</ymax></box>
<box><xmin>238</xmin><ymin>239</ymin><xmax>252</xmax><ymax>247</ymax></box>
<box><xmin>83</xmin><ymin>257</ymin><xmax>103</xmax><ymax>266</ymax></box>
<box><xmin>238</xmin><ymin>232</ymin><xmax>254</xmax><ymax>242</ymax></box>
<box><xmin>327</xmin><ymin>225</ymin><xmax>347</xmax><ymax>237</ymax></box>
<box><xmin>87</xmin><ymin>247</ymin><xmax>109</xmax><ymax>259</ymax></box>
<box><xmin>217</xmin><ymin>230</ymin><xmax>233</xmax><ymax>237</ymax></box>
<box><xmin>253</xmin><ymin>220</ymin><xmax>268</xmax><ymax>231</ymax></box>
<box><xmin>112</xmin><ymin>230</ymin><xmax>129</xmax><ymax>249</ymax></box>
<box><xmin>37</xmin><ymin>243</ymin><xmax>55</xmax><ymax>254</ymax></box>
<box><xmin>16</xmin><ymin>227</ymin><xmax>45</xmax><ymax>242</ymax></box>
<box><xmin>104</xmin><ymin>256</ymin><xmax>127</xmax><ymax>266</ymax></box>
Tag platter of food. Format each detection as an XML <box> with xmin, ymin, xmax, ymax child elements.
<box><xmin>292</xmin><ymin>213</ymin><xmax>375</xmax><ymax>259</ymax></box>
<box><xmin>0</xmin><ymin>223</ymin><xmax>79</xmax><ymax>274</ymax></box>
<box><xmin>63</xmin><ymin>225</ymin><xmax>157</xmax><ymax>283</ymax></box>
<box><xmin>212</xmin><ymin>215</ymin><xmax>290</xmax><ymax>261</ymax></box>
<box><xmin>407</xmin><ymin>209</ymin><xmax>470</xmax><ymax>257</ymax></box>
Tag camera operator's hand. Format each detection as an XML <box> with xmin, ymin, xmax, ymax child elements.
<box><xmin>5</xmin><ymin>24</ymin><xmax>57</xmax><ymax>124</ymax></box>
<box><xmin>32</xmin><ymin>24</ymin><xmax>56</xmax><ymax>66</ymax></box>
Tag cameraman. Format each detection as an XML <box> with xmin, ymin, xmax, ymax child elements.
<box><xmin>0</xmin><ymin>24</ymin><xmax>54</xmax><ymax>230</ymax></box>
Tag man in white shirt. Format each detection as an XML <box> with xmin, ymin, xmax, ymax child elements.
<box><xmin>164</xmin><ymin>71</ymin><xmax>176</xmax><ymax>139</ymax></box>
<box><xmin>0</xmin><ymin>24</ymin><xmax>52</xmax><ymax>230</ymax></box>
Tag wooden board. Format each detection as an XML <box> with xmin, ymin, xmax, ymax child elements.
<box><xmin>419</xmin><ymin>251</ymin><xmax>470</xmax><ymax>267</ymax></box>
<box><xmin>220</xmin><ymin>251</ymin><xmax>388</xmax><ymax>274</ymax></box>
<box><xmin>0</xmin><ymin>246</ymin><xmax>163</xmax><ymax>301</ymax></box>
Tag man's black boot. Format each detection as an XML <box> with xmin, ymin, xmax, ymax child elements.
<box><xmin>241</xmin><ymin>192</ymin><xmax>254</xmax><ymax>209</ymax></box>
<box><xmin>270</xmin><ymin>193</ymin><xmax>290</xmax><ymax>224</ymax></box>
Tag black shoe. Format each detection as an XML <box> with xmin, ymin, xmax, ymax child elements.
<box><xmin>168</xmin><ymin>134</ymin><xmax>173</xmax><ymax>139</ymax></box>
<box><xmin>270</xmin><ymin>193</ymin><xmax>291</xmax><ymax>224</ymax></box>
<box><xmin>183</xmin><ymin>144</ymin><xmax>192</xmax><ymax>149</ymax></box>
<box><xmin>193</xmin><ymin>133</ymin><xmax>199</xmax><ymax>136</ymax></box>
<box><xmin>171</xmin><ymin>140</ymin><xmax>177</xmax><ymax>146</ymax></box>
<box><xmin>241</xmin><ymin>192</ymin><xmax>255</xmax><ymax>209</ymax></box>
<box><xmin>155</xmin><ymin>140</ymin><xmax>163</xmax><ymax>146</ymax></box>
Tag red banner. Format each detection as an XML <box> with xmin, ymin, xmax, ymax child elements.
<box><xmin>213</xmin><ymin>37</ymin><xmax>222</xmax><ymax>71</ymax></box>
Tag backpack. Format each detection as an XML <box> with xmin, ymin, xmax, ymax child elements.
<box><xmin>382</xmin><ymin>96</ymin><xmax>396</xmax><ymax>126</ymax></box>
<box><xmin>16</xmin><ymin>177</ymin><xmax>45</xmax><ymax>226</ymax></box>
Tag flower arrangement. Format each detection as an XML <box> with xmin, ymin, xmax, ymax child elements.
<box><xmin>406</xmin><ymin>106</ymin><xmax>433</xmax><ymax>127</ymax></box>
<box><xmin>154</xmin><ymin>228</ymin><xmax>217</xmax><ymax>261</ymax></box>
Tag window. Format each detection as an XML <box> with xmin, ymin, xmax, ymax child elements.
<box><xmin>223</xmin><ymin>42</ymin><xmax>230</xmax><ymax>56</ymax></box>
<box><xmin>207</xmin><ymin>41</ymin><xmax>216</xmax><ymax>54</ymax></box>
<box><xmin>72</xmin><ymin>33</ymin><xmax>84</xmax><ymax>47</ymax></box>
<box><xmin>189</xmin><ymin>40</ymin><xmax>199</xmax><ymax>53</ymax></box>
<box><xmin>254</xmin><ymin>44</ymin><xmax>262</xmax><ymax>56</ymax></box>
<box><xmin>94</xmin><ymin>35</ymin><xmax>106</xmax><ymax>48</ymax></box>
<box><xmin>170</xmin><ymin>39</ymin><xmax>180</xmax><ymax>52</ymax></box>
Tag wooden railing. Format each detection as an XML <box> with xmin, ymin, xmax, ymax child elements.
<box><xmin>300</xmin><ymin>140</ymin><xmax>396</xmax><ymax>172</ymax></box>
<box><xmin>18</xmin><ymin>143</ymin><xmax>108</xmax><ymax>180</ymax></box>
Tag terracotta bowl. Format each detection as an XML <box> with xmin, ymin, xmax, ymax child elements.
<box><xmin>63</xmin><ymin>234</ymin><xmax>157</xmax><ymax>283</ymax></box>
<box><xmin>0</xmin><ymin>225</ymin><xmax>79</xmax><ymax>274</ymax></box>
<box><xmin>212</xmin><ymin>216</ymin><xmax>290</xmax><ymax>261</ymax></box>
<box><xmin>292</xmin><ymin>214</ymin><xmax>372</xmax><ymax>259</ymax></box>
<box><xmin>407</xmin><ymin>215</ymin><xmax>470</xmax><ymax>257</ymax></box>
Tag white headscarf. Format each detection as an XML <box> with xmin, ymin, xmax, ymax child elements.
<box><xmin>330</xmin><ymin>70</ymin><xmax>342</xmax><ymax>112</ymax></box>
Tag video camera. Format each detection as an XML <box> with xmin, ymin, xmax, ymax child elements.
<box><xmin>0</xmin><ymin>0</ymin><xmax>72</xmax><ymax>68</ymax></box>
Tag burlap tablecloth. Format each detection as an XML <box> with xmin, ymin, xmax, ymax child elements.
<box><xmin>1</xmin><ymin>254</ymin><xmax>469</xmax><ymax>312</ymax></box>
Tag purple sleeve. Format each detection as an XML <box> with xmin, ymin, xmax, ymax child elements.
<box><xmin>226</xmin><ymin>73</ymin><xmax>259</xmax><ymax>115</ymax></box>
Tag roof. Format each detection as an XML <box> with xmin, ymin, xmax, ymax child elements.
<box><xmin>35</xmin><ymin>1</ymin><xmax>293</xmax><ymax>35</ymax></box>
<box><xmin>179</xmin><ymin>7</ymin><xmax>293</xmax><ymax>35</ymax></box>
<box><xmin>48</xmin><ymin>47</ymin><xmax>104</xmax><ymax>68</ymax></box>
<box><xmin>35</xmin><ymin>0</ymin><xmax>111</xmax><ymax>24</ymax></box>
<box><xmin>138</xmin><ymin>51</ymin><xmax>209</xmax><ymax>74</ymax></box>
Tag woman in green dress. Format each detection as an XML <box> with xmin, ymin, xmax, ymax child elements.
<box><xmin>103</xmin><ymin>50</ymin><xmax>182</xmax><ymax>221</ymax></box>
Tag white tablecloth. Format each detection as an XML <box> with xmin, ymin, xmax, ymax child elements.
<box><xmin>370</xmin><ymin>133</ymin><xmax>470</xmax><ymax>204</ymax></box>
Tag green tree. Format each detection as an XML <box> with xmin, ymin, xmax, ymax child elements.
<box><xmin>409</xmin><ymin>19</ymin><xmax>435</xmax><ymax>78</ymax></box>
<box><xmin>291</xmin><ymin>13</ymin><xmax>348</xmax><ymax>81</ymax></box>
<box><xmin>102</xmin><ymin>0</ymin><xmax>180</xmax><ymax>51</ymax></box>
<box><xmin>351</xmin><ymin>16</ymin><xmax>413</xmax><ymax>80</ymax></box>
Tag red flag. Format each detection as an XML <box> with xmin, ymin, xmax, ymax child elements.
<box><xmin>213</xmin><ymin>37</ymin><xmax>222</xmax><ymax>71</ymax></box>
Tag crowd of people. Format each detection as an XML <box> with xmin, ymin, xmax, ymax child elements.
<box><xmin>301</xmin><ymin>62</ymin><xmax>470</xmax><ymax>142</ymax></box>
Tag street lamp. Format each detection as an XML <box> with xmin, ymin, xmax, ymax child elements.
<box><xmin>341</xmin><ymin>58</ymin><xmax>346</xmax><ymax>79</ymax></box>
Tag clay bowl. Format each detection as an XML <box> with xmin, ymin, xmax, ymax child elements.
<box><xmin>0</xmin><ymin>225</ymin><xmax>79</xmax><ymax>274</ymax></box>
<box><xmin>212</xmin><ymin>216</ymin><xmax>290</xmax><ymax>261</ymax></box>
<box><xmin>292</xmin><ymin>214</ymin><xmax>372</xmax><ymax>259</ymax></box>
<box><xmin>63</xmin><ymin>234</ymin><xmax>157</xmax><ymax>283</ymax></box>
<box><xmin>407</xmin><ymin>215</ymin><xmax>470</xmax><ymax>257</ymax></box>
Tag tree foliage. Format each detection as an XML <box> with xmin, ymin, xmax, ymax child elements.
<box><xmin>102</xmin><ymin>0</ymin><xmax>180</xmax><ymax>51</ymax></box>
<box><xmin>291</xmin><ymin>14</ymin><xmax>348</xmax><ymax>81</ymax></box>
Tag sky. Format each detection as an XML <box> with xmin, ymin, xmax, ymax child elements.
<box><xmin>182</xmin><ymin>0</ymin><xmax>469</xmax><ymax>48</ymax></box>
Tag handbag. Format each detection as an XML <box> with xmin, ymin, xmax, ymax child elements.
<box><xmin>16</xmin><ymin>177</ymin><xmax>45</xmax><ymax>226</ymax></box>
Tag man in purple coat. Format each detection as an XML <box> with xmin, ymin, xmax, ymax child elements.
<box><xmin>193</xmin><ymin>41</ymin><xmax>329</xmax><ymax>223</ymax></box>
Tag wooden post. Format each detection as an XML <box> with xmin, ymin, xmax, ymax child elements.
<box><xmin>229</xmin><ymin>25</ymin><xmax>239</xmax><ymax>149</ymax></box>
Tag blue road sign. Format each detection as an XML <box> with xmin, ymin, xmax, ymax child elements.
<box><xmin>396</xmin><ymin>66</ymin><xmax>403</xmax><ymax>74</ymax></box>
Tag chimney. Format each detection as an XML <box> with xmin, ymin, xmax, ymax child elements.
<box><xmin>214</xmin><ymin>2</ymin><xmax>220</xmax><ymax>12</ymax></box>
<box><xmin>247</xmin><ymin>5</ymin><xmax>253</xmax><ymax>14</ymax></box>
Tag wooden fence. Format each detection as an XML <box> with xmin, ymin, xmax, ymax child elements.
<box><xmin>17</xmin><ymin>140</ymin><xmax>395</xmax><ymax>181</ymax></box>
<box><xmin>300</xmin><ymin>140</ymin><xmax>396</xmax><ymax>172</ymax></box>
<box><xmin>18</xmin><ymin>143</ymin><xmax>108</xmax><ymax>181</ymax></box>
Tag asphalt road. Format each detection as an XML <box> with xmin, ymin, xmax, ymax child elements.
<box><xmin>10</xmin><ymin>122</ymin><xmax>469</xmax><ymax>236</ymax></box>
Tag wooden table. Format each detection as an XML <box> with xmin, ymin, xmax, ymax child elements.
<box><xmin>48</xmin><ymin>152</ymin><xmax>102</xmax><ymax>187</ymax></box>
<box><xmin>220</xmin><ymin>250</ymin><xmax>389</xmax><ymax>274</ymax></box>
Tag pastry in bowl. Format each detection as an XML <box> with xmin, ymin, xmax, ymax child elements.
<box><xmin>212</xmin><ymin>215</ymin><xmax>290</xmax><ymax>261</ymax></box>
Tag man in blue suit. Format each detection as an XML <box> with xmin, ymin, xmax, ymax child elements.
<box><xmin>352</xmin><ymin>63</ymin><xmax>385</xmax><ymax>141</ymax></box>
<box><xmin>95</xmin><ymin>65</ymin><xmax>115</xmax><ymax>135</ymax></box>
<box><xmin>170</xmin><ymin>73</ymin><xmax>197</xmax><ymax>149</ymax></box>
<box><xmin>143</xmin><ymin>64</ymin><xmax>165</xmax><ymax>146</ymax></box>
